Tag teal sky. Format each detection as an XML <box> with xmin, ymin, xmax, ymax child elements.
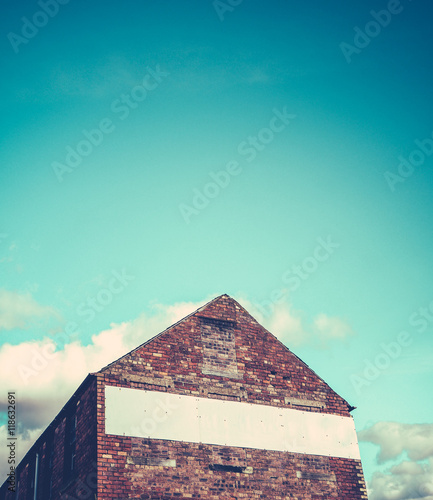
<box><xmin>1</xmin><ymin>1</ymin><xmax>433</xmax><ymax>497</ymax></box>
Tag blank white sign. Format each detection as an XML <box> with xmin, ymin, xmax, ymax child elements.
<box><xmin>105</xmin><ymin>386</ymin><xmax>360</xmax><ymax>460</ymax></box>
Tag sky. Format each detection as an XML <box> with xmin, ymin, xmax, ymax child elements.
<box><xmin>1</xmin><ymin>0</ymin><xmax>433</xmax><ymax>498</ymax></box>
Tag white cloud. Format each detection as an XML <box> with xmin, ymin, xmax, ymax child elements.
<box><xmin>313</xmin><ymin>314</ymin><xmax>354</xmax><ymax>345</ymax></box>
<box><xmin>359</xmin><ymin>422</ymin><xmax>433</xmax><ymax>463</ymax></box>
<box><xmin>368</xmin><ymin>459</ymin><xmax>433</xmax><ymax>500</ymax></box>
<box><xmin>360</xmin><ymin>422</ymin><xmax>433</xmax><ymax>500</ymax></box>
<box><xmin>0</xmin><ymin>289</ymin><xmax>58</xmax><ymax>331</ymax></box>
<box><xmin>237</xmin><ymin>298</ymin><xmax>306</xmax><ymax>345</ymax></box>
<box><xmin>236</xmin><ymin>296</ymin><xmax>353</xmax><ymax>348</ymax></box>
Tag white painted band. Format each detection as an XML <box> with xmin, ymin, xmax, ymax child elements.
<box><xmin>104</xmin><ymin>386</ymin><xmax>360</xmax><ymax>460</ymax></box>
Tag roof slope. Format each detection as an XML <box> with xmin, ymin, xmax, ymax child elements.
<box><xmin>98</xmin><ymin>294</ymin><xmax>353</xmax><ymax>416</ymax></box>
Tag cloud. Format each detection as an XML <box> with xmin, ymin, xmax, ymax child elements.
<box><xmin>368</xmin><ymin>459</ymin><xmax>433</xmax><ymax>500</ymax></box>
<box><xmin>360</xmin><ymin>422</ymin><xmax>433</xmax><ymax>500</ymax></box>
<box><xmin>236</xmin><ymin>296</ymin><xmax>353</xmax><ymax>348</ymax></box>
<box><xmin>313</xmin><ymin>314</ymin><xmax>354</xmax><ymax>345</ymax></box>
<box><xmin>0</xmin><ymin>289</ymin><xmax>58</xmax><ymax>331</ymax></box>
<box><xmin>234</xmin><ymin>296</ymin><xmax>304</xmax><ymax>343</ymax></box>
<box><xmin>359</xmin><ymin>422</ymin><xmax>433</xmax><ymax>463</ymax></box>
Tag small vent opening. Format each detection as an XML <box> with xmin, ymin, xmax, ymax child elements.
<box><xmin>210</xmin><ymin>464</ymin><xmax>245</xmax><ymax>473</ymax></box>
<box><xmin>209</xmin><ymin>464</ymin><xmax>253</xmax><ymax>474</ymax></box>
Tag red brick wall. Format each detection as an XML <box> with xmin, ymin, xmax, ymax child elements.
<box><xmin>96</xmin><ymin>295</ymin><xmax>368</xmax><ymax>499</ymax></box>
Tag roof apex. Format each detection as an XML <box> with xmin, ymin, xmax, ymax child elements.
<box><xmin>195</xmin><ymin>293</ymin><xmax>237</xmax><ymax>322</ymax></box>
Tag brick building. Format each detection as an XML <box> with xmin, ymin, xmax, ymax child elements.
<box><xmin>1</xmin><ymin>294</ymin><xmax>368</xmax><ymax>499</ymax></box>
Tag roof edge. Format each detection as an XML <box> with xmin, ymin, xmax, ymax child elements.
<box><xmin>228</xmin><ymin>296</ymin><xmax>354</xmax><ymax>412</ymax></box>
